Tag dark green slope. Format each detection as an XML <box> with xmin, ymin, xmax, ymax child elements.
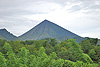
<box><xmin>0</xmin><ymin>29</ymin><xmax>17</xmax><ymax>40</ymax></box>
<box><xmin>19</xmin><ymin>20</ymin><xmax>84</xmax><ymax>42</ymax></box>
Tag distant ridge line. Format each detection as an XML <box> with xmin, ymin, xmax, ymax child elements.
<box><xmin>18</xmin><ymin>19</ymin><xmax>84</xmax><ymax>42</ymax></box>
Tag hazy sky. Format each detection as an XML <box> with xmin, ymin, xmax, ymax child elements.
<box><xmin>0</xmin><ymin>0</ymin><xmax>100</xmax><ymax>38</ymax></box>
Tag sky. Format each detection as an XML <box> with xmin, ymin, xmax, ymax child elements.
<box><xmin>0</xmin><ymin>0</ymin><xmax>100</xmax><ymax>38</ymax></box>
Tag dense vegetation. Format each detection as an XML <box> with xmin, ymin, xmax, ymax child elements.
<box><xmin>0</xmin><ymin>38</ymin><xmax>100</xmax><ymax>67</ymax></box>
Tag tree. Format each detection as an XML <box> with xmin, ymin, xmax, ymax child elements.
<box><xmin>57</xmin><ymin>51</ymin><xmax>68</xmax><ymax>67</ymax></box>
<box><xmin>88</xmin><ymin>49</ymin><xmax>97</xmax><ymax>61</ymax></box>
<box><xmin>3</xmin><ymin>43</ymin><xmax>17</xmax><ymax>67</ymax></box>
<box><xmin>80</xmin><ymin>39</ymin><xmax>93</xmax><ymax>53</ymax></box>
<box><xmin>73</xmin><ymin>61</ymin><xmax>97</xmax><ymax>67</ymax></box>
<box><xmin>80</xmin><ymin>53</ymin><xmax>93</xmax><ymax>63</ymax></box>
<box><xmin>0</xmin><ymin>52</ymin><xmax>7</xmax><ymax>67</ymax></box>
<box><xmin>54</xmin><ymin>44</ymin><xmax>61</xmax><ymax>53</ymax></box>
<box><xmin>18</xmin><ymin>47</ymin><xmax>29</xmax><ymax>66</ymax></box>
<box><xmin>64</xmin><ymin>60</ymin><xmax>74</xmax><ymax>67</ymax></box>
<box><xmin>49</xmin><ymin>38</ymin><xmax>57</xmax><ymax>47</ymax></box>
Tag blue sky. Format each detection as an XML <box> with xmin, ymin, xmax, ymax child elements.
<box><xmin>0</xmin><ymin>0</ymin><xmax>100</xmax><ymax>38</ymax></box>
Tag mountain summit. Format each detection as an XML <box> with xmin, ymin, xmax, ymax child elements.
<box><xmin>0</xmin><ymin>28</ymin><xmax>17</xmax><ymax>40</ymax></box>
<box><xmin>19</xmin><ymin>20</ymin><xmax>84</xmax><ymax>42</ymax></box>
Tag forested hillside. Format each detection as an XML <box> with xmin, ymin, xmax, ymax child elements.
<box><xmin>0</xmin><ymin>38</ymin><xmax>100</xmax><ymax>67</ymax></box>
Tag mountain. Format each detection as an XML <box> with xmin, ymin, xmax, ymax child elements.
<box><xmin>0</xmin><ymin>28</ymin><xmax>17</xmax><ymax>40</ymax></box>
<box><xmin>0</xmin><ymin>35</ymin><xmax>5</xmax><ymax>40</ymax></box>
<box><xmin>19</xmin><ymin>20</ymin><xmax>84</xmax><ymax>42</ymax></box>
<box><xmin>97</xmin><ymin>39</ymin><xmax>100</xmax><ymax>46</ymax></box>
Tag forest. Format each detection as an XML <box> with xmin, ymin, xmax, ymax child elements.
<box><xmin>0</xmin><ymin>38</ymin><xmax>100</xmax><ymax>67</ymax></box>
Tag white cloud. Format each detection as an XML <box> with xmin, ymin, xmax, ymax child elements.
<box><xmin>0</xmin><ymin>0</ymin><xmax>100</xmax><ymax>38</ymax></box>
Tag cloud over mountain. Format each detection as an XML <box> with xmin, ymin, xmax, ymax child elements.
<box><xmin>0</xmin><ymin>0</ymin><xmax>100</xmax><ymax>38</ymax></box>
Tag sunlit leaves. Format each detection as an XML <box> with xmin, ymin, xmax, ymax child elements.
<box><xmin>0</xmin><ymin>38</ymin><xmax>100</xmax><ymax>67</ymax></box>
<box><xmin>0</xmin><ymin>52</ymin><xmax>7</xmax><ymax>67</ymax></box>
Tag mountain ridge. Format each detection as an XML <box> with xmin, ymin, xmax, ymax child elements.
<box><xmin>18</xmin><ymin>20</ymin><xmax>84</xmax><ymax>42</ymax></box>
<box><xmin>0</xmin><ymin>28</ymin><xmax>17</xmax><ymax>40</ymax></box>
<box><xmin>0</xmin><ymin>20</ymin><xmax>86</xmax><ymax>42</ymax></box>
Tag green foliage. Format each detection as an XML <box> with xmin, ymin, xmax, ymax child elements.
<box><xmin>0</xmin><ymin>52</ymin><xmax>7</xmax><ymax>67</ymax></box>
<box><xmin>0</xmin><ymin>42</ymin><xmax>64</xmax><ymax>67</ymax></box>
<box><xmin>3</xmin><ymin>43</ymin><xmax>17</xmax><ymax>67</ymax></box>
<box><xmin>73</xmin><ymin>61</ymin><xmax>97</xmax><ymax>67</ymax></box>
<box><xmin>54</xmin><ymin>44</ymin><xmax>61</xmax><ymax>53</ymax></box>
<box><xmin>80</xmin><ymin>38</ymin><xmax>100</xmax><ymax>63</ymax></box>
<box><xmin>80</xmin><ymin>53</ymin><xmax>93</xmax><ymax>63</ymax></box>
<box><xmin>66</xmin><ymin>47</ymin><xmax>83</xmax><ymax>62</ymax></box>
<box><xmin>86</xmin><ymin>38</ymin><xmax>98</xmax><ymax>45</ymax></box>
<box><xmin>3</xmin><ymin>43</ymin><xmax>12</xmax><ymax>51</ymax></box>
<box><xmin>80</xmin><ymin>38</ymin><xmax>95</xmax><ymax>53</ymax></box>
<box><xmin>65</xmin><ymin>60</ymin><xmax>74</xmax><ymax>67</ymax></box>
<box><xmin>67</xmin><ymin>38</ymin><xmax>81</xmax><ymax>49</ymax></box>
<box><xmin>49</xmin><ymin>38</ymin><xmax>57</xmax><ymax>47</ymax></box>
<box><xmin>58</xmin><ymin>39</ymin><xmax>83</xmax><ymax>62</ymax></box>
<box><xmin>18</xmin><ymin>47</ymin><xmax>29</xmax><ymax>66</ymax></box>
<box><xmin>58</xmin><ymin>51</ymin><xmax>68</xmax><ymax>60</ymax></box>
<box><xmin>88</xmin><ymin>49</ymin><xmax>97</xmax><ymax>60</ymax></box>
<box><xmin>0</xmin><ymin>38</ymin><xmax>100</xmax><ymax>67</ymax></box>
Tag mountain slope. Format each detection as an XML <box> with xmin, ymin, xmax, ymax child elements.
<box><xmin>0</xmin><ymin>35</ymin><xmax>6</xmax><ymax>40</ymax></box>
<box><xmin>19</xmin><ymin>20</ymin><xmax>84</xmax><ymax>42</ymax></box>
<box><xmin>0</xmin><ymin>28</ymin><xmax>17</xmax><ymax>40</ymax></box>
